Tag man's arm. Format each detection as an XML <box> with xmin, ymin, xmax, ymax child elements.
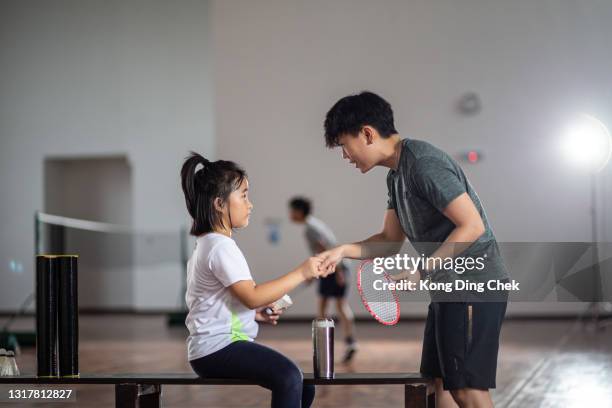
<box><xmin>420</xmin><ymin>192</ymin><xmax>485</xmax><ymax>272</ymax></box>
<box><xmin>391</xmin><ymin>192</ymin><xmax>485</xmax><ymax>282</ymax></box>
<box><xmin>320</xmin><ymin>209</ymin><xmax>406</xmax><ymax>271</ymax></box>
<box><xmin>408</xmin><ymin>157</ymin><xmax>485</xmax><ymax>273</ymax></box>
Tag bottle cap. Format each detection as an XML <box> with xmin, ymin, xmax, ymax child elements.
<box><xmin>312</xmin><ymin>318</ymin><xmax>335</xmax><ymax>328</ymax></box>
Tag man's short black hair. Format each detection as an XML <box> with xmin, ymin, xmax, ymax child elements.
<box><xmin>289</xmin><ymin>197</ymin><xmax>311</xmax><ymax>217</ymax></box>
<box><xmin>324</xmin><ymin>91</ymin><xmax>398</xmax><ymax>148</ymax></box>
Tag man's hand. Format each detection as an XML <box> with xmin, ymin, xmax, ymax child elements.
<box><xmin>255</xmin><ymin>305</ymin><xmax>283</xmax><ymax>325</ymax></box>
<box><xmin>389</xmin><ymin>269</ymin><xmax>421</xmax><ymax>291</ymax></box>
<box><xmin>319</xmin><ymin>245</ymin><xmax>344</xmax><ymax>274</ymax></box>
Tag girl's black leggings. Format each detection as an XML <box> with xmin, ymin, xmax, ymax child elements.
<box><xmin>190</xmin><ymin>340</ymin><xmax>315</xmax><ymax>408</ymax></box>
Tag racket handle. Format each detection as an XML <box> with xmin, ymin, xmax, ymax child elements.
<box><xmin>263</xmin><ymin>307</ymin><xmax>274</xmax><ymax>315</ymax></box>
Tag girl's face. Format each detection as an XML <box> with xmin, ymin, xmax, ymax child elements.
<box><xmin>225</xmin><ymin>178</ymin><xmax>253</xmax><ymax>229</ymax></box>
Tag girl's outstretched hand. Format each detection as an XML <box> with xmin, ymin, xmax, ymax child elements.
<box><xmin>299</xmin><ymin>256</ymin><xmax>329</xmax><ymax>280</ymax></box>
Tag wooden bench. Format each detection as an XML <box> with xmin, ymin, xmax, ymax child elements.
<box><xmin>0</xmin><ymin>372</ymin><xmax>435</xmax><ymax>407</ymax></box>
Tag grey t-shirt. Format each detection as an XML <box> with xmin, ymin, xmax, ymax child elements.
<box><xmin>387</xmin><ymin>138</ymin><xmax>508</xmax><ymax>282</ymax></box>
<box><xmin>305</xmin><ymin>216</ymin><xmax>350</xmax><ymax>271</ymax></box>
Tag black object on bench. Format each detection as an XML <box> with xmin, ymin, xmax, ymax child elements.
<box><xmin>0</xmin><ymin>372</ymin><xmax>435</xmax><ymax>407</ymax></box>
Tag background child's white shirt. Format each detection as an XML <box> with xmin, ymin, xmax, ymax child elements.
<box><xmin>185</xmin><ymin>233</ymin><xmax>258</xmax><ymax>361</ymax></box>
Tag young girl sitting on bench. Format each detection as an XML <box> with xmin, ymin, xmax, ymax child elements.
<box><xmin>181</xmin><ymin>152</ymin><xmax>328</xmax><ymax>408</ymax></box>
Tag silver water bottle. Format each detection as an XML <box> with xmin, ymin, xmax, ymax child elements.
<box><xmin>312</xmin><ymin>318</ymin><xmax>334</xmax><ymax>379</ymax></box>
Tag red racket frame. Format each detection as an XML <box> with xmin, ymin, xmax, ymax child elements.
<box><xmin>357</xmin><ymin>260</ymin><xmax>401</xmax><ymax>325</ymax></box>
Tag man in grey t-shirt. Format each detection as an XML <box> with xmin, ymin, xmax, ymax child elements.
<box><xmin>387</xmin><ymin>138</ymin><xmax>509</xmax><ymax>285</ymax></box>
<box><xmin>319</xmin><ymin>91</ymin><xmax>507</xmax><ymax>408</ymax></box>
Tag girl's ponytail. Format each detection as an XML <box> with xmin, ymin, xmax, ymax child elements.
<box><xmin>180</xmin><ymin>151</ymin><xmax>207</xmax><ymax>221</ymax></box>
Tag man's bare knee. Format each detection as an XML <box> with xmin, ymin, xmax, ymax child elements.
<box><xmin>433</xmin><ymin>379</ymin><xmax>461</xmax><ymax>408</ymax></box>
<box><xmin>449</xmin><ymin>388</ymin><xmax>492</xmax><ymax>408</ymax></box>
<box><xmin>450</xmin><ymin>388</ymin><xmax>468</xmax><ymax>404</ymax></box>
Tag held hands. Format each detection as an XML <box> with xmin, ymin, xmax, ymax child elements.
<box><xmin>299</xmin><ymin>245</ymin><xmax>346</xmax><ymax>281</ymax></box>
<box><xmin>299</xmin><ymin>256</ymin><xmax>331</xmax><ymax>281</ymax></box>
<box><xmin>318</xmin><ymin>245</ymin><xmax>344</xmax><ymax>275</ymax></box>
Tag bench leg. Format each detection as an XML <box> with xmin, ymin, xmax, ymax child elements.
<box><xmin>428</xmin><ymin>386</ymin><xmax>436</xmax><ymax>408</ymax></box>
<box><xmin>115</xmin><ymin>383</ymin><xmax>162</xmax><ymax>408</ymax></box>
<box><xmin>405</xmin><ymin>384</ymin><xmax>428</xmax><ymax>408</ymax></box>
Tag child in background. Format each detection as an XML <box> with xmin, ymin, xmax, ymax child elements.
<box><xmin>289</xmin><ymin>197</ymin><xmax>357</xmax><ymax>363</ymax></box>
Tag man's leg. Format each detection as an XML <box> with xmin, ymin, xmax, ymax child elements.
<box><xmin>431</xmin><ymin>378</ymin><xmax>459</xmax><ymax>408</ymax></box>
<box><xmin>449</xmin><ymin>388</ymin><xmax>493</xmax><ymax>408</ymax></box>
<box><xmin>436</xmin><ymin>301</ymin><xmax>506</xmax><ymax>408</ymax></box>
<box><xmin>421</xmin><ymin>303</ymin><xmax>453</xmax><ymax>406</ymax></box>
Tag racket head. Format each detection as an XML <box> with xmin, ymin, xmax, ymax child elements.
<box><xmin>357</xmin><ymin>260</ymin><xmax>400</xmax><ymax>325</ymax></box>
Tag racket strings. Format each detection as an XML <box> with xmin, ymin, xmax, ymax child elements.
<box><xmin>359</xmin><ymin>262</ymin><xmax>400</xmax><ymax>324</ymax></box>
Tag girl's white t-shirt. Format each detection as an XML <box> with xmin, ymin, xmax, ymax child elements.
<box><xmin>185</xmin><ymin>233</ymin><xmax>258</xmax><ymax>361</ymax></box>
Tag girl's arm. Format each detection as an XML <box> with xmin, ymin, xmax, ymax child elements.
<box><xmin>229</xmin><ymin>256</ymin><xmax>324</xmax><ymax>309</ymax></box>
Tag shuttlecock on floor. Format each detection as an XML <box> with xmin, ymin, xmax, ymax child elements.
<box><xmin>5</xmin><ymin>351</ymin><xmax>19</xmax><ymax>376</ymax></box>
<box><xmin>0</xmin><ymin>348</ymin><xmax>9</xmax><ymax>376</ymax></box>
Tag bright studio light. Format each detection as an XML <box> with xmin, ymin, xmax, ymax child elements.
<box><xmin>561</xmin><ymin>113</ymin><xmax>612</xmax><ymax>172</ymax></box>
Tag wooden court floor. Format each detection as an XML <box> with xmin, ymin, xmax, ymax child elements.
<box><xmin>2</xmin><ymin>314</ymin><xmax>612</xmax><ymax>407</ymax></box>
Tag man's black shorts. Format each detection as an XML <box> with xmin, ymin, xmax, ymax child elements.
<box><xmin>420</xmin><ymin>300</ymin><xmax>507</xmax><ymax>390</ymax></box>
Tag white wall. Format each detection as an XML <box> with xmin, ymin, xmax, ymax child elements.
<box><xmin>45</xmin><ymin>157</ymin><xmax>132</xmax><ymax>224</ymax></box>
<box><xmin>0</xmin><ymin>0</ymin><xmax>214</xmax><ymax>311</ymax></box>
<box><xmin>45</xmin><ymin>157</ymin><xmax>134</xmax><ymax>309</ymax></box>
<box><xmin>211</xmin><ymin>0</ymin><xmax>612</xmax><ymax>316</ymax></box>
<box><xmin>2</xmin><ymin>0</ymin><xmax>611</xmax><ymax>316</ymax></box>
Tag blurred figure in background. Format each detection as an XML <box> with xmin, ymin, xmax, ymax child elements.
<box><xmin>289</xmin><ymin>197</ymin><xmax>357</xmax><ymax>363</ymax></box>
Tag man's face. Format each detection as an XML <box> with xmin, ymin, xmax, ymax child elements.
<box><xmin>289</xmin><ymin>208</ymin><xmax>306</xmax><ymax>223</ymax></box>
<box><xmin>337</xmin><ymin>129</ymin><xmax>378</xmax><ymax>173</ymax></box>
